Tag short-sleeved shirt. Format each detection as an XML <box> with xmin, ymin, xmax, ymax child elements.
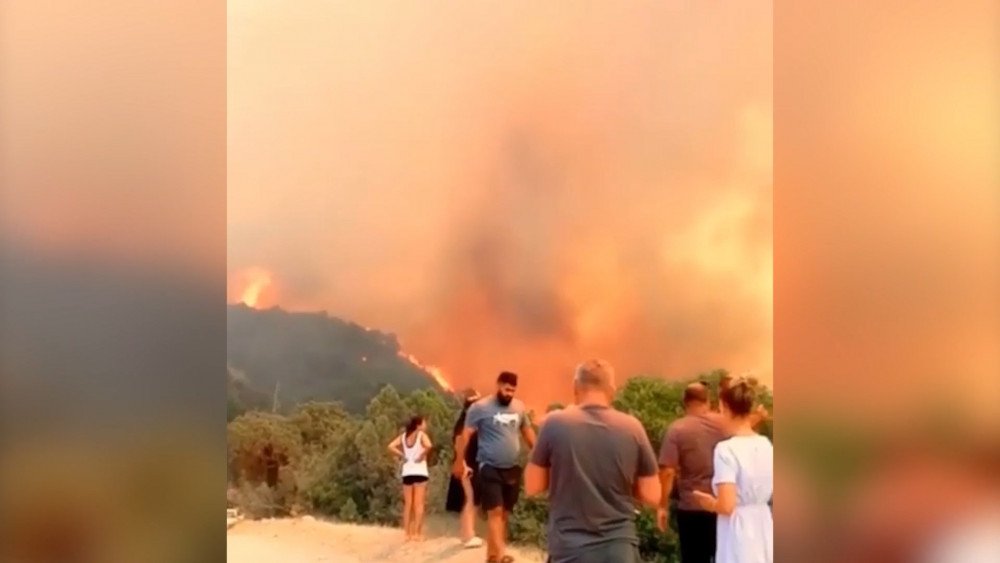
<box><xmin>530</xmin><ymin>405</ymin><xmax>659</xmax><ymax>558</ymax></box>
<box><xmin>464</xmin><ymin>396</ymin><xmax>528</xmax><ymax>469</ymax></box>
<box><xmin>658</xmin><ymin>413</ymin><xmax>727</xmax><ymax>511</ymax></box>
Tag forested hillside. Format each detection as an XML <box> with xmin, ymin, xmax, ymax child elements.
<box><xmin>227</xmin><ymin>304</ymin><xmax>438</xmax><ymax>414</ymax></box>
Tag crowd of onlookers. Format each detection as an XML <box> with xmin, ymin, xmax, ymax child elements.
<box><xmin>388</xmin><ymin>363</ymin><xmax>773</xmax><ymax>563</ymax></box>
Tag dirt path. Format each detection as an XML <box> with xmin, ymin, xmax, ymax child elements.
<box><xmin>227</xmin><ymin>517</ymin><xmax>546</xmax><ymax>563</ymax></box>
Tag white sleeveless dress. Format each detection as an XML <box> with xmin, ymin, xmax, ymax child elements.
<box><xmin>401</xmin><ymin>431</ymin><xmax>429</xmax><ymax>481</ymax></box>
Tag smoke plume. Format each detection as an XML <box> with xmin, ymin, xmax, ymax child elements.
<box><xmin>228</xmin><ymin>1</ymin><xmax>773</xmax><ymax>406</ymax></box>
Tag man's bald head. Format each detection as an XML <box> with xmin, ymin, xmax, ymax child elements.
<box><xmin>573</xmin><ymin>359</ymin><xmax>617</xmax><ymax>396</ymax></box>
<box><xmin>683</xmin><ymin>382</ymin><xmax>710</xmax><ymax>406</ymax></box>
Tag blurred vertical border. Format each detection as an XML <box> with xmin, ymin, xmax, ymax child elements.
<box><xmin>0</xmin><ymin>1</ymin><xmax>226</xmax><ymax>562</ymax></box>
<box><xmin>775</xmin><ymin>1</ymin><xmax>1000</xmax><ymax>561</ymax></box>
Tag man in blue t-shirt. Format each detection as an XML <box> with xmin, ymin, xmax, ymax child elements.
<box><xmin>454</xmin><ymin>371</ymin><xmax>536</xmax><ymax>563</ymax></box>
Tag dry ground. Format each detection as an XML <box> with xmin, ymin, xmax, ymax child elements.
<box><xmin>227</xmin><ymin>515</ymin><xmax>546</xmax><ymax>563</ymax></box>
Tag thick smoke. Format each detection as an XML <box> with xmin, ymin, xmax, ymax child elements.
<box><xmin>228</xmin><ymin>1</ymin><xmax>773</xmax><ymax>406</ymax></box>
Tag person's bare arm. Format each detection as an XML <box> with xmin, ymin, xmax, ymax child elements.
<box><xmin>633</xmin><ymin>474</ymin><xmax>662</xmax><ymax>508</ymax></box>
<box><xmin>659</xmin><ymin>466</ymin><xmax>676</xmax><ymax>507</ymax></box>
<box><xmin>655</xmin><ymin>426</ymin><xmax>680</xmax><ymax>532</ymax></box>
<box><xmin>524</xmin><ymin>462</ymin><xmax>549</xmax><ymax>497</ymax></box>
<box><xmin>416</xmin><ymin>433</ymin><xmax>433</xmax><ymax>462</ymax></box>
<box><xmin>387</xmin><ymin>435</ymin><xmax>403</xmax><ymax>459</ymax></box>
<box><xmin>520</xmin><ymin>422</ymin><xmax>537</xmax><ymax>450</ymax></box>
<box><xmin>693</xmin><ymin>443</ymin><xmax>738</xmax><ymax>515</ymax></box>
<box><xmin>526</xmin><ymin>413</ymin><xmax>554</xmax><ymax>496</ymax></box>
<box><xmin>692</xmin><ymin>484</ymin><xmax>737</xmax><ymax>516</ymax></box>
<box><xmin>634</xmin><ymin>429</ymin><xmax>662</xmax><ymax>508</ymax></box>
<box><xmin>452</xmin><ymin>427</ymin><xmax>475</xmax><ymax>478</ymax></box>
<box><xmin>656</xmin><ymin>467</ymin><xmax>677</xmax><ymax>532</ymax></box>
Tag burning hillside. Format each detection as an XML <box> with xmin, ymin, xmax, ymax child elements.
<box><xmin>397</xmin><ymin>351</ymin><xmax>453</xmax><ymax>392</ymax></box>
<box><xmin>226</xmin><ymin>304</ymin><xmax>453</xmax><ymax>412</ymax></box>
<box><xmin>228</xmin><ymin>267</ymin><xmax>277</xmax><ymax>310</ymax></box>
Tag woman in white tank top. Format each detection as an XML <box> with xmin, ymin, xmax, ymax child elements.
<box><xmin>387</xmin><ymin>415</ymin><xmax>433</xmax><ymax>541</ymax></box>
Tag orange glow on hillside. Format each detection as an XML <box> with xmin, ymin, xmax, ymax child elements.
<box><xmin>229</xmin><ymin>267</ymin><xmax>277</xmax><ymax>309</ymax></box>
<box><xmin>398</xmin><ymin>351</ymin><xmax>453</xmax><ymax>392</ymax></box>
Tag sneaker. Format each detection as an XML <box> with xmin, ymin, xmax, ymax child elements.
<box><xmin>462</xmin><ymin>536</ymin><xmax>484</xmax><ymax>549</ymax></box>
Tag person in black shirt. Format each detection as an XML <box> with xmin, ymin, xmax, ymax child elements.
<box><xmin>445</xmin><ymin>389</ymin><xmax>484</xmax><ymax>549</ymax></box>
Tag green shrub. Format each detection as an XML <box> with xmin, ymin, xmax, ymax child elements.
<box><xmin>338</xmin><ymin>498</ymin><xmax>360</xmax><ymax>522</ymax></box>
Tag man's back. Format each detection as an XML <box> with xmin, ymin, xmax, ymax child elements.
<box><xmin>659</xmin><ymin>413</ymin><xmax>726</xmax><ymax>510</ymax></box>
<box><xmin>532</xmin><ymin>405</ymin><xmax>659</xmax><ymax>557</ymax></box>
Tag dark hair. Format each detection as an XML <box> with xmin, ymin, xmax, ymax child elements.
<box><xmin>453</xmin><ymin>396</ymin><xmax>477</xmax><ymax>439</ymax></box>
<box><xmin>405</xmin><ymin>415</ymin><xmax>424</xmax><ymax>437</ymax></box>
<box><xmin>497</xmin><ymin>371</ymin><xmax>518</xmax><ymax>386</ymax></box>
<box><xmin>720</xmin><ymin>379</ymin><xmax>756</xmax><ymax>417</ymax></box>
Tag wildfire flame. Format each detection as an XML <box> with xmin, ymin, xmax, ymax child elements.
<box><xmin>398</xmin><ymin>351</ymin><xmax>453</xmax><ymax>392</ymax></box>
<box><xmin>242</xmin><ymin>273</ymin><xmax>272</xmax><ymax>308</ymax></box>
<box><xmin>231</xmin><ymin>267</ymin><xmax>275</xmax><ymax>309</ymax></box>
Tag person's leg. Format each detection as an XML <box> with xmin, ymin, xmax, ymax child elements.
<box><xmin>679</xmin><ymin>509</ymin><xmax>715</xmax><ymax>563</ymax></box>
<box><xmin>478</xmin><ymin>467</ymin><xmax>504</xmax><ymax>561</ymax></box>
<box><xmin>676</xmin><ymin>510</ymin><xmax>700</xmax><ymax>563</ymax></box>
<box><xmin>700</xmin><ymin>511</ymin><xmax>717</xmax><ymax>563</ymax></box>
<box><xmin>401</xmin><ymin>483</ymin><xmax>414</xmax><ymax>540</ymax></box>
<box><xmin>501</xmin><ymin>510</ymin><xmax>509</xmax><ymax>555</ymax></box>
<box><xmin>460</xmin><ymin>474</ymin><xmax>480</xmax><ymax>544</ymax></box>
<box><xmin>497</xmin><ymin>471</ymin><xmax>520</xmax><ymax>561</ymax></box>
<box><xmin>698</xmin><ymin>512</ymin><xmax>716</xmax><ymax>563</ymax></box>
<box><xmin>412</xmin><ymin>481</ymin><xmax>427</xmax><ymax>541</ymax></box>
<box><xmin>486</xmin><ymin>507</ymin><xmax>506</xmax><ymax>561</ymax></box>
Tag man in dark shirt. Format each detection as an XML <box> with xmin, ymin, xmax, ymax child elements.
<box><xmin>525</xmin><ymin>359</ymin><xmax>661</xmax><ymax>563</ymax></box>
<box><xmin>657</xmin><ymin>383</ymin><xmax>726</xmax><ymax>563</ymax></box>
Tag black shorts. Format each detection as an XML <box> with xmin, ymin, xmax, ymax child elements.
<box><xmin>402</xmin><ymin>475</ymin><xmax>428</xmax><ymax>486</ymax></box>
<box><xmin>477</xmin><ymin>465</ymin><xmax>521</xmax><ymax>512</ymax></box>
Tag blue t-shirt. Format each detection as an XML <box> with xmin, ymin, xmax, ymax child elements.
<box><xmin>464</xmin><ymin>396</ymin><xmax>528</xmax><ymax>468</ymax></box>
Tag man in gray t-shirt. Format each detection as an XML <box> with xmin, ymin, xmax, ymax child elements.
<box><xmin>454</xmin><ymin>371</ymin><xmax>536</xmax><ymax>563</ymax></box>
<box><xmin>526</xmin><ymin>360</ymin><xmax>661</xmax><ymax>563</ymax></box>
<box><xmin>465</xmin><ymin>392</ymin><xmax>529</xmax><ymax>470</ymax></box>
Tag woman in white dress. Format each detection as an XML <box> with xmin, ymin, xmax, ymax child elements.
<box><xmin>693</xmin><ymin>378</ymin><xmax>773</xmax><ymax>563</ymax></box>
<box><xmin>387</xmin><ymin>415</ymin><xmax>433</xmax><ymax>541</ymax></box>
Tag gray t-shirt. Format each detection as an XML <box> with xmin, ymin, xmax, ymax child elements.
<box><xmin>530</xmin><ymin>405</ymin><xmax>659</xmax><ymax>558</ymax></box>
<box><xmin>464</xmin><ymin>396</ymin><xmax>529</xmax><ymax>469</ymax></box>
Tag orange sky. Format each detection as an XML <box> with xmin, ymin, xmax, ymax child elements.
<box><xmin>228</xmin><ymin>1</ymin><xmax>773</xmax><ymax>404</ymax></box>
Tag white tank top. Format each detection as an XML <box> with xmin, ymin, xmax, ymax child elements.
<box><xmin>400</xmin><ymin>431</ymin><xmax>429</xmax><ymax>478</ymax></box>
